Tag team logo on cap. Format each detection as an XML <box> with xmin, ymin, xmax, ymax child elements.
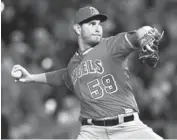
<box><xmin>89</xmin><ymin>7</ymin><xmax>99</xmax><ymax>15</ymax></box>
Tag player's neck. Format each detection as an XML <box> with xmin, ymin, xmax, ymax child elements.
<box><xmin>78</xmin><ymin>38</ymin><xmax>92</xmax><ymax>53</ymax></box>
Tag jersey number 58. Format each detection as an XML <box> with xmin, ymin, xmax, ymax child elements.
<box><xmin>87</xmin><ymin>74</ymin><xmax>118</xmax><ymax>99</ymax></box>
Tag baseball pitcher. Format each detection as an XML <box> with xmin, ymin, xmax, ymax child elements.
<box><xmin>11</xmin><ymin>6</ymin><xmax>164</xmax><ymax>139</ymax></box>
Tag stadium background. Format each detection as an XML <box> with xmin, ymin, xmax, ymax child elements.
<box><xmin>1</xmin><ymin>0</ymin><xmax>177</xmax><ymax>139</ymax></box>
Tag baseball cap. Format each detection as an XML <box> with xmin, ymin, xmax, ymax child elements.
<box><xmin>74</xmin><ymin>6</ymin><xmax>107</xmax><ymax>24</ymax></box>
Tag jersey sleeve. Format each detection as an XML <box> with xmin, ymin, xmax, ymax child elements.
<box><xmin>45</xmin><ymin>68</ymin><xmax>74</xmax><ymax>90</ymax></box>
<box><xmin>106</xmin><ymin>31</ymin><xmax>139</xmax><ymax>61</ymax></box>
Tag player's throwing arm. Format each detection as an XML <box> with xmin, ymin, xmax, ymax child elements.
<box><xmin>11</xmin><ymin>65</ymin><xmax>69</xmax><ymax>86</ymax></box>
<box><xmin>11</xmin><ymin>65</ymin><xmax>49</xmax><ymax>84</ymax></box>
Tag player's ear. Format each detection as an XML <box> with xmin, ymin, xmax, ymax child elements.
<box><xmin>73</xmin><ymin>24</ymin><xmax>81</xmax><ymax>35</ymax></box>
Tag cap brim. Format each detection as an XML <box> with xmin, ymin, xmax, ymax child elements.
<box><xmin>79</xmin><ymin>14</ymin><xmax>107</xmax><ymax>24</ymax></box>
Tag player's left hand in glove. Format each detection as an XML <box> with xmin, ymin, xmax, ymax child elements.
<box><xmin>139</xmin><ymin>41</ymin><xmax>160</xmax><ymax>68</ymax></box>
<box><xmin>137</xmin><ymin>26</ymin><xmax>164</xmax><ymax>68</ymax></box>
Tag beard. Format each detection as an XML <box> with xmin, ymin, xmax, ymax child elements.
<box><xmin>87</xmin><ymin>36</ymin><xmax>102</xmax><ymax>47</ymax></box>
<box><xmin>88</xmin><ymin>41</ymin><xmax>100</xmax><ymax>47</ymax></box>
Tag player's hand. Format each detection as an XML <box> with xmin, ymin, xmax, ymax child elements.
<box><xmin>11</xmin><ymin>65</ymin><xmax>33</xmax><ymax>83</ymax></box>
<box><xmin>137</xmin><ymin>26</ymin><xmax>164</xmax><ymax>68</ymax></box>
<box><xmin>136</xmin><ymin>26</ymin><xmax>164</xmax><ymax>52</ymax></box>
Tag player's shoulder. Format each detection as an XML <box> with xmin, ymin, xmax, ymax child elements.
<box><xmin>102</xmin><ymin>32</ymin><xmax>127</xmax><ymax>41</ymax></box>
<box><xmin>100</xmin><ymin>32</ymin><xmax>127</xmax><ymax>48</ymax></box>
<box><xmin>100</xmin><ymin>36</ymin><xmax>112</xmax><ymax>45</ymax></box>
<box><xmin>67</xmin><ymin>52</ymin><xmax>80</xmax><ymax>71</ymax></box>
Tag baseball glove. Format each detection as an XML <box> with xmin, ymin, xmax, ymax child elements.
<box><xmin>137</xmin><ymin>27</ymin><xmax>164</xmax><ymax>68</ymax></box>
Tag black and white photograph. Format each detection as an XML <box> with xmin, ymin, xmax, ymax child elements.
<box><xmin>1</xmin><ymin>0</ymin><xmax>177</xmax><ymax>139</ymax></box>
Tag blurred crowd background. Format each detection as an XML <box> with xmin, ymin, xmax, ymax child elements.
<box><xmin>1</xmin><ymin>0</ymin><xmax>177</xmax><ymax>139</ymax></box>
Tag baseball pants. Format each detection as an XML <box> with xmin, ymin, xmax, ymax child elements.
<box><xmin>77</xmin><ymin>113</ymin><xmax>163</xmax><ymax>139</ymax></box>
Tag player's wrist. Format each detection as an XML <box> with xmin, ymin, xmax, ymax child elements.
<box><xmin>126</xmin><ymin>31</ymin><xmax>140</xmax><ymax>49</ymax></box>
<box><xmin>30</xmin><ymin>74</ymin><xmax>36</xmax><ymax>82</ymax></box>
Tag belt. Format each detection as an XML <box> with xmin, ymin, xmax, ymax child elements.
<box><xmin>81</xmin><ymin>114</ymin><xmax>134</xmax><ymax>126</ymax></box>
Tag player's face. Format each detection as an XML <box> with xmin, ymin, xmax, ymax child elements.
<box><xmin>80</xmin><ymin>20</ymin><xmax>103</xmax><ymax>46</ymax></box>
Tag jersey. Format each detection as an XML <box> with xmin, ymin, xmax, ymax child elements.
<box><xmin>67</xmin><ymin>32</ymin><xmax>139</xmax><ymax>120</ymax></box>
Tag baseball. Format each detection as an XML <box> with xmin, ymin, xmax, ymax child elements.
<box><xmin>12</xmin><ymin>70</ymin><xmax>22</xmax><ymax>78</ymax></box>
